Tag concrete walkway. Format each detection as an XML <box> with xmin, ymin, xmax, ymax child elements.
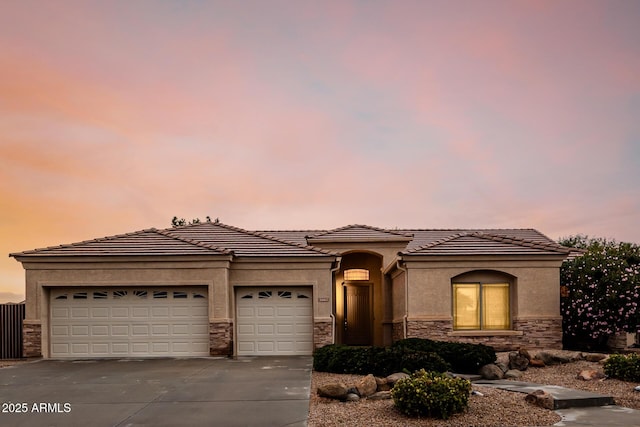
<box><xmin>475</xmin><ymin>379</ymin><xmax>640</xmax><ymax>426</ymax></box>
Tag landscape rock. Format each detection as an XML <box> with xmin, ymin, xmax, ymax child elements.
<box><xmin>375</xmin><ymin>376</ymin><xmax>391</xmax><ymax>391</ymax></box>
<box><xmin>518</xmin><ymin>348</ymin><xmax>532</xmax><ymax>361</ymax></box>
<box><xmin>505</xmin><ymin>369</ymin><xmax>523</xmax><ymax>379</ymax></box>
<box><xmin>534</xmin><ymin>350</ymin><xmax>581</xmax><ymax>366</ymax></box>
<box><xmin>496</xmin><ymin>361</ymin><xmax>509</xmax><ymax>373</ymax></box>
<box><xmin>345</xmin><ymin>393</ymin><xmax>360</xmax><ymax>401</ymax></box>
<box><xmin>584</xmin><ymin>353</ymin><xmax>608</xmax><ymax>362</ymax></box>
<box><xmin>529</xmin><ymin>359</ymin><xmax>546</xmax><ymax>368</ymax></box>
<box><xmin>525</xmin><ymin>389</ymin><xmax>555</xmax><ymax>410</ymax></box>
<box><xmin>480</xmin><ymin>363</ymin><xmax>504</xmax><ymax>380</ymax></box>
<box><xmin>318</xmin><ymin>382</ymin><xmax>349</xmax><ymax>400</ymax></box>
<box><xmin>385</xmin><ymin>372</ymin><xmax>409</xmax><ymax>387</ymax></box>
<box><xmin>356</xmin><ymin>374</ymin><xmax>378</xmax><ymax>397</ymax></box>
<box><xmin>509</xmin><ymin>351</ymin><xmax>530</xmax><ymax>371</ymax></box>
<box><xmin>577</xmin><ymin>369</ymin><xmax>606</xmax><ymax>381</ymax></box>
<box><xmin>368</xmin><ymin>391</ymin><xmax>392</xmax><ymax>400</ymax></box>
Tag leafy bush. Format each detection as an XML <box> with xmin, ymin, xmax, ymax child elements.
<box><xmin>603</xmin><ymin>353</ymin><xmax>640</xmax><ymax>382</ymax></box>
<box><xmin>392</xmin><ymin>338</ymin><xmax>496</xmax><ymax>374</ymax></box>
<box><xmin>391</xmin><ymin>369</ymin><xmax>471</xmax><ymax>419</ymax></box>
<box><xmin>312</xmin><ymin>344</ymin><xmax>450</xmax><ymax>376</ymax></box>
<box><xmin>559</xmin><ymin>235</ymin><xmax>640</xmax><ymax>349</ymax></box>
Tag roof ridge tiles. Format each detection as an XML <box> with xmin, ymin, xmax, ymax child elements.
<box><xmin>403</xmin><ymin>232</ymin><xmax>470</xmax><ymax>253</ymax></box>
<box><xmin>168</xmin><ymin>222</ymin><xmax>337</xmax><ymax>256</ymax></box>
<box><xmin>404</xmin><ymin>231</ymin><xmax>570</xmax><ymax>255</ymax></box>
<box><xmin>10</xmin><ymin>228</ymin><xmax>161</xmax><ymax>255</ymax></box>
<box><xmin>467</xmin><ymin>231</ymin><xmax>570</xmax><ymax>253</ymax></box>
<box><xmin>154</xmin><ymin>228</ymin><xmax>233</xmax><ymax>255</ymax></box>
<box><xmin>307</xmin><ymin>224</ymin><xmax>414</xmax><ymax>239</ymax></box>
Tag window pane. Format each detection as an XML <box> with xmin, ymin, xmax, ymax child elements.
<box><xmin>482</xmin><ymin>283</ymin><xmax>510</xmax><ymax>329</ymax></box>
<box><xmin>453</xmin><ymin>284</ymin><xmax>480</xmax><ymax>329</ymax></box>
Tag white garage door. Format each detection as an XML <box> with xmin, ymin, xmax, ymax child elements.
<box><xmin>50</xmin><ymin>287</ymin><xmax>209</xmax><ymax>358</ymax></box>
<box><xmin>236</xmin><ymin>287</ymin><xmax>313</xmax><ymax>356</ymax></box>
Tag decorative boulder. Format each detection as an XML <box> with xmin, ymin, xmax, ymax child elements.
<box><xmin>480</xmin><ymin>363</ymin><xmax>504</xmax><ymax>380</ymax></box>
<box><xmin>375</xmin><ymin>376</ymin><xmax>391</xmax><ymax>391</ymax></box>
<box><xmin>505</xmin><ymin>369</ymin><xmax>523</xmax><ymax>379</ymax></box>
<box><xmin>317</xmin><ymin>382</ymin><xmax>349</xmax><ymax>400</ymax></box>
<box><xmin>577</xmin><ymin>370</ymin><xmax>606</xmax><ymax>381</ymax></box>
<box><xmin>356</xmin><ymin>374</ymin><xmax>378</xmax><ymax>397</ymax></box>
<box><xmin>385</xmin><ymin>372</ymin><xmax>409</xmax><ymax>387</ymax></box>
<box><xmin>584</xmin><ymin>353</ymin><xmax>607</xmax><ymax>363</ymax></box>
<box><xmin>509</xmin><ymin>351</ymin><xmax>530</xmax><ymax>371</ymax></box>
<box><xmin>529</xmin><ymin>359</ymin><xmax>546</xmax><ymax>368</ymax></box>
<box><xmin>534</xmin><ymin>350</ymin><xmax>581</xmax><ymax>365</ymax></box>
<box><xmin>368</xmin><ymin>391</ymin><xmax>392</xmax><ymax>400</ymax></box>
<box><xmin>345</xmin><ymin>393</ymin><xmax>360</xmax><ymax>401</ymax></box>
<box><xmin>525</xmin><ymin>389</ymin><xmax>554</xmax><ymax>410</ymax></box>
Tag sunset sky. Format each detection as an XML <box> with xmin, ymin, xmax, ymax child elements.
<box><xmin>1</xmin><ymin>1</ymin><xmax>639</xmax><ymax>302</ymax></box>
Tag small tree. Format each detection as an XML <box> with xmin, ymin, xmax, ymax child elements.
<box><xmin>171</xmin><ymin>216</ymin><xmax>216</xmax><ymax>227</ymax></box>
<box><xmin>560</xmin><ymin>235</ymin><xmax>640</xmax><ymax>349</ymax></box>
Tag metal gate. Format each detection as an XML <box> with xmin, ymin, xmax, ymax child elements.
<box><xmin>0</xmin><ymin>304</ymin><xmax>25</xmax><ymax>359</ymax></box>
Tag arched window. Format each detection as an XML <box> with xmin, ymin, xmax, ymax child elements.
<box><xmin>344</xmin><ymin>269</ymin><xmax>369</xmax><ymax>281</ymax></box>
<box><xmin>452</xmin><ymin>271</ymin><xmax>513</xmax><ymax>330</ymax></box>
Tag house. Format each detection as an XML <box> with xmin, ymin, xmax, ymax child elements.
<box><xmin>10</xmin><ymin>222</ymin><xmax>571</xmax><ymax>359</ymax></box>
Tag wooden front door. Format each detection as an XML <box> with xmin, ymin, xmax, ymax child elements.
<box><xmin>343</xmin><ymin>284</ymin><xmax>372</xmax><ymax>346</ymax></box>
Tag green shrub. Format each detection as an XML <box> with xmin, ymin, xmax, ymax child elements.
<box><xmin>391</xmin><ymin>369</ymin><xmax>471</xmax><ymax>419</ymax></box>
<box><xmin>392</xmin><ymin>338</ymin><xmax>496</xmax><ymax>374</ymax></box>
<box><xmin>604</xmin><ymin>353</ymin><xmax>640</xmax><ymax>382</ymax></box>
<box><xmin>312</xmin><ymin>344</ymin><xmax>450</xmax><ymax>376</ymax></box>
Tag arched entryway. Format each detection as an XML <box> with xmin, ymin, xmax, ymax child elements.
<box><xmin>335</xmin><ymin>252</ymin><xmax>383</xmax><ymax>346</ymax></box>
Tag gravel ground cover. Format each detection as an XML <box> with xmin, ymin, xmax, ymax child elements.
<box><xmin>308</xmin><ymin>356</ymin><xmax>640</xmax><ymax>427</ymax></box>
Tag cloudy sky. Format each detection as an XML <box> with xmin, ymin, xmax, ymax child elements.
<box><xmin>1</xmin><ymin>1</ymin><xmax>639</xmax><ymax>302</ymax></box>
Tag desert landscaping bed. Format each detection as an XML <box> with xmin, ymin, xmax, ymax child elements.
<box><xmin>308</xmin><ymin>356</ymin><xmax>640</xmax><ymax>427</ymax></box>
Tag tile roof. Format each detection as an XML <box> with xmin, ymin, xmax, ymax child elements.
<box><xmin>10</xmin><ymin>229</ymin><xmax>232</xmax><ymax>257</ymax></box>
<box><xmin>10</xmin><ymin>223</ymin><xmax>569</xmax><ymax>260</ymax></box>
<box><xmin>164</xmin><ymin>222</ymin><xmax>335</xmax><ymax>257</ymax></box>
<box><xmin>306</xmin><ymin>224</ymin><xmax>414</xmax><ymax>242</ymax></box>
<box><xmin>401</xmin><ymin>232</ymin><xmax>571</xmax><ymax>256</ymax></box>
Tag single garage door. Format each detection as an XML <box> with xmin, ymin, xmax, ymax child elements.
<box><xmin>236</xmin><ymin>287</ymin><xmax>313</xmax><ymax>356</ymax></box>
<box><xmin>50</xmin><ymin>287</ymin><xmax>209</xmax><ymax>358</ymax></box>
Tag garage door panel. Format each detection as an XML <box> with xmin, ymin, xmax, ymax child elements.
<box><xmin>50</xmin><ymin>287</ymin><xmax>209</xmax><ymax>358</ymax></box>
<box><xmin>257</xmin><ymin>307</ymin><xmax>275</xmax><ymax>317</ymax></box>
<box><xmin>91</xmin><ymin>325</ymin><xmax>109</xmax><ymax>336</ymax></box>
<box><xmin>132</xmin><ymin>325</ymin><xmax>150</xmax><ymax>336</ymax></box>
<box><xmin>131</xmin><ymin>307</ymin><xmax>150</xmax><ymax>318</ymax></box>
<box><xmin>71</xmin><ymin>325</ymin><xmax>90</xmax><ymax>336</ymax></box>
<box><xmin>51</xmin><ymin>326</ymin><xmax>69</xmax><ymax>337</ymax></box>
<box><xmin>236</xmin><ymin>286</ymin><xmax>313</xmax><ymax>356</ymax></box>
<box><xmin>90</xmin><ymin>307</ymin><xmax>109</xmax><ymax>318</ymax></box>
<box><xmin>71</xmin><ymin>308</ymin><xmax>90</xmax><ymax>318</ymax></box>
<box><xmin>151</xmin><ymin>307</ymin><xmax>170</xmax><ymax>318</ymax></box>
<box><xmin>111</xmin><ymin>307</ymin><xmax>129</xmax><ymax>318</ymax></box>
<box><xmin>51</xmin><ymin>308</ymin><xmax>70</xmax><ymax>319</ymax></box>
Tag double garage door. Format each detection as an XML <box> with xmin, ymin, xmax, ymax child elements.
<box><xmin>236</xmin><ymin>287</ymin><xmax>313</xmax><ymax>356</ymax></box>
<box><xmin>49</xmin><ymin>287</ymin><xmax>209</xmax><ymax>358</ymax></box>
<box><xmin>49</xmin><ymin>286</ymin><xmax>314</xmax><ymax>358</ymax></box>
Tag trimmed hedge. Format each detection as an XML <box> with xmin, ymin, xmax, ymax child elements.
<box><xmin>391</xmin><ymin>370</ymin><xmax>471</xmax><ymax>419</ymax></box>
<box><xmin>313</xmin><ymin>338</ymin><xmax>496</xmax><ymax>376</ymax></box>
<box><xmin>392</xmin><ymin>338</ymin><xmax>497</xmax><ymax>374</ymax></box>
<box><xmin>603</xmin><ymin>353</ymin><xmax>640</xmax><ymax>382</ymax></box>
<box><xmin>312</xmin><ymin>344</ymin><xmax>450</xmax><ymax>377</ymax></box>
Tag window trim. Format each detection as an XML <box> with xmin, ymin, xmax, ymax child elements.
<box><xmin>452</xmin><ymin>281</ymin><xmax>511</xmax><ymax>331</ymax></box>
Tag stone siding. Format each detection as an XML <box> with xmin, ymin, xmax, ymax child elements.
<box><xmin>209</xmin><ymin>321</ymin><xmax>233</xmax><ymax>356</ymax></box>
<box><xmin>314</xmin><ymin>320</ymin><xmax>333</xmax><ymax>349</ymax></box>
<box><xmin>402</xmin><ymin>317</ymin><xmax>562</xmax><ymax>351</ymax></box>
<box><xmin>23</xmin><ymin>321</ymin><xmax>42</xmax><ymax>358</ymax></box>
<box><xmin>392</xmin><ymin>321</ymin><xmax>405</xmax><ymax>341</ymax></box>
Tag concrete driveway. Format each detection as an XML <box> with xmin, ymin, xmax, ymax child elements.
<box><xmin>0</xmin><ymin>356</ymin><xmax>312</xmax><ymax>427</ymax></box>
